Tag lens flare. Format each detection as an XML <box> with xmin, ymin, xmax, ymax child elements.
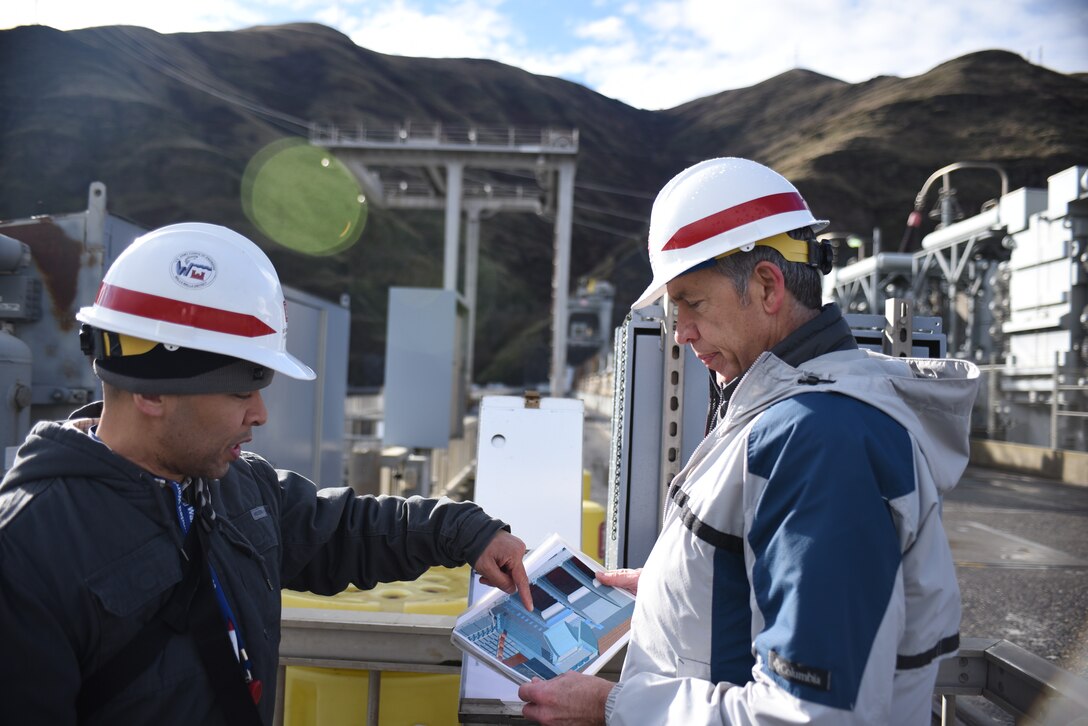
<box><xmin>241</xmin><ymin>138</ymin><xmax>367</xmax><ymax>256</ymax></box>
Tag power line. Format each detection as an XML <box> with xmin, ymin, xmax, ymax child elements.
<box><xmin>488</xmin><ymin>168</ymin><xmax>658</xmax><ymax>201</ymax></box>
<box><xmin>109</xmin><ymin>28</ymin><xmax>663</xmax><ymax>235</ymax></box>
<box><xmin>572</xmin><ymin>216</ymin><xmax>644</xmax><ymax>240</ymax></box>
<box><xmin>109</xmin><ymin>26</ymin><xmax>310</xmax><ymax>135</ymax></box>
<box><xmin>573</xmin><ymin>201</ymin><xmax>649</xmax><ymax>224</ymax></box>
<box><xmin>575</xmin><ymin>180</ymin><xmax>657</xmax><ymax>200</ymax></box>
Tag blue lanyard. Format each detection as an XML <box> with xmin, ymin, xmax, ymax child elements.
<box><xmin>169</xmin><ymin>481</ymin><xmax>258</xmax><ymax>692</ymax></box>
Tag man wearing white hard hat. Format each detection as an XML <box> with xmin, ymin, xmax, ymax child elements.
<box><xmin>521</xmin><ymin>158</ymin><xmax>979</xmax><ymax>724</ymax></box>
<box><xmin>0</xmin><ymin>223</ymin><xmax>533</xmax><ymax>726</ymax></box>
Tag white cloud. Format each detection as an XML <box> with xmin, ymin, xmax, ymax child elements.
<box><xmin>574</xmin><ymin>16</ymin><xmax>628</xmax><ymax>43</ymax></box>
<box><xmin>2</xmin><ymin>0</ymin><xmax>1085</xmax><ymax>109</ymax></box>
<box><xmin>557</xmin><ymin>0</ymin><xmax>1088</xmax><ymax>108</ymax></box>
<box><xmin>2</xmin><ymin>0</ymin><xmax>263</xmax><ymax>33</ymax></box>
<box><xmin>632</xmin><ymin>1</ymin><xmax>684</xmax><ymax>34</ymax></box>
<box><xmin>334</xmin><ymin>0</ymin><xmax>520</xmax><ymax>60</ymax></box>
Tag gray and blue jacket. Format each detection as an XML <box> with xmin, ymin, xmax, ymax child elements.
<box><xmin>608</xmin><ymin>307</ymin><xmax>979</xmax><ymax>724</ymax></box>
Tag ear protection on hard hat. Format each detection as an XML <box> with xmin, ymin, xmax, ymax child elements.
<box><xmin>688</xmin><ymin>229</ymin><xmax>835</xmax><ymax>276</ymax></box>
<box><xmin>79</xmin><ymin>325</ymin><xmax>159</xmax><ymax>359</ymax></box>
<box><xmin>808</xmin><ymin>238</ymin><xmax>835</xmax><ymax>275</ymax></box>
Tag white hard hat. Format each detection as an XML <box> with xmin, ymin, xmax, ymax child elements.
<box><xmin>77</xmin><ymin>222</ymin><xmax>316</xmax><ymax>380</ymax></box>
<box><xmin>632</xmin><ymin>157</ymin><xmax>829</xmax><ymax>310</ymax></box>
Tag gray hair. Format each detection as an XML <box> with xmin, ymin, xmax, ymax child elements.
<box><xmin>713</xmin><ymin>245</ymin><xmax>823</xmax><ymax>310</ymax></box>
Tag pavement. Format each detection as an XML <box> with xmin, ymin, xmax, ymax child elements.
<box><xmin>945</xmin><ymin>466</ymin><xmax>1088</xmax><ymax>678</ymax></box>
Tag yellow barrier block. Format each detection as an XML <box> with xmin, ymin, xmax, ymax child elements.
<box><xmin>582</xmin><ymin>469</ymin><xmax>605</xmax><ymax>563</ymax></box>
<box><xmin>282</xmin><ymin>564</ymin><xmax>470</xmax><ymax>614</ymax></box>
<box><xmin>582</xmin><ymin>499</ymin><xmax>605</xmax><ymax>564</ymax></box>
<box><xmin>281</xmin><ymin>566</ymin><xmax>469</xmax><ymax>726</ymax></box>
<box><xmin>284</xmin><ymin>667</ymin><xmax>460</xmax><ymax>726</ymax></box>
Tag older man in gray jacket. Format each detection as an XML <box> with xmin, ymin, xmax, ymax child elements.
<box><xmin>520</xmin><ymin>158</ymin><xmax>978</xmax><ymax>725</ymax></box>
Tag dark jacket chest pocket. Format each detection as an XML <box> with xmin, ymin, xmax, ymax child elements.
<box><xmin>87</xmin><ymin>537</ymin><xmax>182</xmax><ymax>617</ymax></box>
<box><xmin>229</xmin><ymin>504</ymin><xmax>279</xmax><ymax>554</ymax></box>
<box><xmin>85</xmin><ymin>537</ymin><xmax>182</xmax><ymax>657</ymax></box>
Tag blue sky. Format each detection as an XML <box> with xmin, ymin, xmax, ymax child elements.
<box><xmin>3</xmin><ymin>0</ymin><xmax>1086</xmax><ymax>109</ymax></box>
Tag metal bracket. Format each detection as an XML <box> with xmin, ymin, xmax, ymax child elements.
<box><xmin>884</xmin><ymin>297</ymin><xmax>915</xmax><ymax>357</ymax></box>
<box><xmin>660</xmin><ymin>297</ymin><xmax>684</xmax><ymax>518</ymax></box>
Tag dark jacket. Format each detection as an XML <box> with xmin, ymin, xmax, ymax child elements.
<box><xmin>0</xmin><ymin>404</ymin><xmax>507</xmax><ymax>725</ymax></box>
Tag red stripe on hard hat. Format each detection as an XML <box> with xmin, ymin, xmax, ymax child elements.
<box><xmin>95</xmin><ymin>283</ymin><xmax>276</xmax><ymax>337</ymax></box>
<box><xmin>661</xmin><ymin>192</ymin><xmax>809</xmax><ymax>251</ymax></box>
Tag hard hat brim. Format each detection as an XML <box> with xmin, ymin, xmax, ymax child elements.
<box><xmin>631</xmin><ymin>278</ymin><xmax>669</xmax><ymax>311</ymax></box>
<box><xmin>77</xmin><ymin>306</ymin><xmax>317</xmax><ymax>381</ymax></box>
<box><xmin>631</xmin><ymin>217</ymin><xmax>829</xmax><ymax>311</ymax></box>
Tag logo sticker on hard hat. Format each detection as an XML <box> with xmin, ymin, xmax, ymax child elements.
<box><xmin>172</xmin><ymin>252</ymin><xmax>217</xmax><ymax>289</ymax></box>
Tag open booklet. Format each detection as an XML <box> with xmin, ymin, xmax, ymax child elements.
<box><xmin>451</xmin><ymin>532</ymin><xmax>636</xmax><ymax>685</ymax></box>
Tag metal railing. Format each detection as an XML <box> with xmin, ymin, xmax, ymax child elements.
<box><xmin>274</xmin><ymin>611</ymin><xmax>1088</xmax><ymax>726</ymax></box>
<box><xmin>971</xmin><ymin>361</ymin><xmax>1088</xmax><ymax>451</ymax></box>
<box><xmin>309</xmin><ymin>121</ymin><xmax>578</xmax><ymax>152</ymax></box>
<box><xmin>935</xmin><ymin>637</ymin><xmax>1088</xmax><ymax>724</ymax></box>
<box><xmin>274</xmin><ymin>609</ymin><xmax>462</xmax><ymax>726</ymax></box>
<box><xmin>1051</xmin><ymin>352</ymin><xmax>1088</xmax><ymax>450</ymax></box>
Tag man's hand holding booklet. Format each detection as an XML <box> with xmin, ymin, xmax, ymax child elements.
<box><xmin>452</xmin><ymin>533</ymin><xmax>635</xmax><ymax>684</ymax></box>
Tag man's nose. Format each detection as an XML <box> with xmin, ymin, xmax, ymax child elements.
<box><xmin>249</xmin><ymin>390</ymin><xmax>268</xmax><ymax>427</ymax></box>
<box><xmin>674</xmin><ymin>311</ymin><xmax>697</xmax><ymax>346</ymax></box>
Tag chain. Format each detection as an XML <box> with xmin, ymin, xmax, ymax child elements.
<box><xmin>605</xmin><ymin>312</ymin><xmax>632</xmax><ymax>552</ymax></box>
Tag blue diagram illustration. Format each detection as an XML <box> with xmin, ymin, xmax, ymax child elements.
<box><xmin>456</xmin><ymin>548</ymin><xmax>634</xmax><ymax>681</ymax></box>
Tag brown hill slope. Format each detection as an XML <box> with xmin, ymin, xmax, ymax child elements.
<box><xmin>1</xmin><ymin>26</ymin><xmax>1085</xmax><ymax>385</ymax></box>
<box><xmin>664</xmin><ymin>51</ymin><xmax>1088</xmax><ymax>239</ymax></box>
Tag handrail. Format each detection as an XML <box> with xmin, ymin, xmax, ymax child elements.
<box><xmin>309</xmin><ymin>121</ymin><xmax>579</xmax><ymax>152</ymax></box>
<box><xmin>274</xmin><ymin>612</ymin><xmax>1088</xmax><ymax>726</ymax></box>
<box><xmin>935</xmin><ymin>637</ymin><xmax>1088</xmax><ymax>724</ymax></box>
<box><xmin>1051</xmin><ymin>351</ymin><xmax>1088</xmax><ymax>448</ymax></box>
<box><xmin>274</xmin><ymin>608</ymin><xmax>462</xmax><ymax>726</ymax></box>
<box><xmin>912</xmin><ymin>162</ymin><xmax>1009</xmax><ymax>213</ymax></box>
<box><xmin>278</xmin><ymin>607</ymin><xmax>461</xmax><ymax>672</ymax></box>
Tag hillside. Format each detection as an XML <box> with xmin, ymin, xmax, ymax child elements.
<box><xmin>664</xmin><ymin>51</ymin><xmax>1088</xmax><ymax>239</ymax></box>
<box><xmin>2</xmin><ymin>25</ymin><xmax>1086</xmax><ymax>385</ymax></box>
